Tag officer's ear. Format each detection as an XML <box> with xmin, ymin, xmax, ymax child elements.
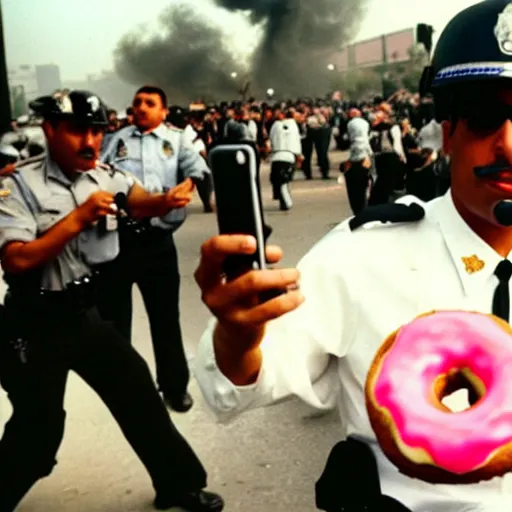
<box><xmin>162</xmin><ymin>108</ymin><xmax>169</xmax><ymax>122</ymax></box>
<box><xmin>442</xmin><ymin>120</ymin><xmax>454</xmax><ymax>156</ymax></box>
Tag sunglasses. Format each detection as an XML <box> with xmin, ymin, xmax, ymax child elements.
<box><xmin>456</xmin><ymin>103</ymin><xmax>512</xmax><ymax>136</ymax></box>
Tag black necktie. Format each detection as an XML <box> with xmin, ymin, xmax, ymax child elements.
<box><xmin>493</xmin><ymin>260</ymin><xmax>512</xmax><ymax>322</ymax></box>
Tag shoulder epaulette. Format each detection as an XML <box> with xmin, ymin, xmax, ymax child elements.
<box><xmin>14</xmin><ymin>153</ymin><xmax>45</xmax><ymax>170</ymax></box>
<box><xmin>349</xmin><ymin>203</ymin><xmax>425</xmax><ymax>232</ymax></box>
<box><xmin>96</xmin><ymin>161</ymin><xmax>120</xmax><ymax>177</ymax></box>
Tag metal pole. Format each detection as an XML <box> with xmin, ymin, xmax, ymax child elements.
<box><xmin>0</xmin><ymin>1</ymin><xmax>12</xmax><ymax>134</ymax></box>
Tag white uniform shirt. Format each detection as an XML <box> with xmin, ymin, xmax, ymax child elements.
<box><xmin>194</xmin><ymin>191</ymin><xmax>512</xmax><ymax>511</ymax></box>
<box><xmin>246</xmin><ymin>119</ymin><xmax>258</xmax><ymax>142</ymax></box>
<box><xmin>419</xmin><ymin>119</ymin><xmax>444</xmax><ymax>152</ymax></box>
<box><xmin>269</xmin><ymin>119</ymin><xmax>302</xmax><ymax>164</ymax></box>
<box><xmin>183</xmin><ymin>124</ymin><xmax>197</xmax><ymax>145</ymax></box>
<box><xmin>347</xmin><ymin>117</ymin><xmax>372</xmax><ymax>162</ymax></box>
<box><xmin>184</xmin><ymin>124</ymin><xmax>206</xmax><ymax>154</ymax></box>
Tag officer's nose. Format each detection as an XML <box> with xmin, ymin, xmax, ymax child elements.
<box><xmin>494</xmin><ymin>119</ymin><xmax>512</xmax><ymax>165</ymax></box>
<box><xmin>83</xmin><ymin>129</ymin><xmax>96</xmax><ymax>147</ymax></box>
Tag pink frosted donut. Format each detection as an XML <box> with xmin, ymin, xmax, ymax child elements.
<box><xmin>365</xmin><ymin>310</ymin><xmax>512</xmax><ymax>484</ymax></box>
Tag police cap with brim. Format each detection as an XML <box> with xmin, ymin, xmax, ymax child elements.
<box><xmin>29</xmin><ymin>90</ymin><xmax>108</xmax><ymax>126</ymax></box>
<box><xmin>422</xmin><ymin>1</ymin><xmax>512</xmax><ymax>94</ymax></box>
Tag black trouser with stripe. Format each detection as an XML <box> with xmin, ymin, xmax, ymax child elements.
<box><xmin>302</xmin><ymin>127</ymin><xmax>331</xmax><ymax>179</ymax></box>
<box><xmin>0</xmin><ymin>299</ymin><xmax>206</xmax><ymax>512</ymax></box>
<box><xmin>343</xmin><ymin>161</ymin><xmax>371</xmax><ymax>215</ymax></box>
<box><xmin>96</xmin><ymin>228</ymin><xmax>189</xmax><ymax>399</ymax></box>
<box><xmin>270</xmin><ymin>161</ymin><xmax>294</xmax><ymax>210</ymax></box>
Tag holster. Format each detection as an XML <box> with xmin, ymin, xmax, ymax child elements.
<box><xmin>315</xmin><ymin>437</ymin><xmax>412</xmax><ymax>512</ymax></box>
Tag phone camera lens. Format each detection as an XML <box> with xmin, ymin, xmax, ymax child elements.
<box><xmin>236</xmin><ymin>150</ymin><xmax>246</xmax><ymax>165</ymax></box>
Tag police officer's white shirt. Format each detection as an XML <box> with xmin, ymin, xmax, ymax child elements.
<box><xmin>183</xmin><ymin>124</ymin><xmax>197</xmax><ymax>145</ymax></box>
<box><xmin>246</xmin><ymin>119</ymin><xmax>258</xmax><ymax>142</ymax></box>
<box><xmin>183</xmin><ymin>125</ymin><xmax>207</xmax><ymax>155</ymax></box>
<box><xmin>419</xmin><ymin>119</ymin><xmax>444</xmax><ymax>152</ymax></box>
<box><xmin>194</xmin><ymin>191</ymin><xmax>512</xmax><ymax>511</ymax></box>
<box><xmin>347</xmin><ymin>117</ymin><xmax>372</xmax><ymax>162</ymax></box>
<box><xmin>269</xmin><ymin>119</ymin><xmax>302</xmax><ymax>164</ymax></box>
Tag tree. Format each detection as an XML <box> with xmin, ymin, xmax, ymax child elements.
<box><xmin>394</xmin><ymin>44</ymin><xmax>429</xmax><ymax>92</ymax></box>
<box><xmin>327</xmin><ymin>44</ymin><xmax>429</xmax><ymax>101</ymax></box>
<box><xmin>334</xmin><ymin>68</ymin><xmax>382</xmax><ymax>100</ymax></box>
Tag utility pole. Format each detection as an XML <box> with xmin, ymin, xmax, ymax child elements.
<box><xmin>0</xmin><ymin>1</ymin><xmax>11</xmax><ymax>134</ymax></box>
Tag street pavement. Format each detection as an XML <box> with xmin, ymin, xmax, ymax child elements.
<box><xmin>1</xmin><ymin>152</ymin><xmax>353</xmax><ymax>511</ymax></box>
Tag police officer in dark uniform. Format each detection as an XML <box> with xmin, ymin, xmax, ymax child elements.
<box><xmin>0</xmin><ymin>90</ymin><xmax>223</xmax><ymax>512</ymax></box>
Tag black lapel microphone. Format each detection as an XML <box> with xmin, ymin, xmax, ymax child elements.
<box><xmin>473</xmin><ymin>164</ymin><xmax>512</xmax><ymax>227</ymax></box>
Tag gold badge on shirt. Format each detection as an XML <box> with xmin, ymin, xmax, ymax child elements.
<box><xmin>116</xmin><ymin>139</ymin><xmax>128</xmax><ymax>158</ymax></box>
<box><xmin>0</xmin><ymin>189</ymin><xmax>10</xmax><ymax>199</ymax></box>
<box><xmin>461</xmin><ymin>255</ymin><xmax>485</xmax><ymax>274</ymax></box>
<box><xmin>162</xmin><ymin>140</ymin><xmax>174</xmax><ymax>158</ymax></box>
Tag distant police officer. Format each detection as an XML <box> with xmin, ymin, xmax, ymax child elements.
<box><xmin>100</xmin><ymin>86</ymin><xmax>209</xmax><ymax>413</ymax></box>
<box><xmin>269</xmin><ymin>109</ymin><xmax>303</xmax><ymax>211</ymax></box>
<box><xmin>0</xmin><ymin>90</ymin><xmax>223</xmax><ymax>512</ymax></box>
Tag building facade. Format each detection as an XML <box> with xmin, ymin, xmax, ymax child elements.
<box><xmin>329</xmin><ymin>28</ymin><xmax>416</xmax><ymax>71</ymax></box>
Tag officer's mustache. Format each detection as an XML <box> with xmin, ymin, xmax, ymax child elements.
<box><xmin>473</xmin><ymin>161</ymin><xmax>512</xmax><ymax>226</ymax></box>
<box><xmin>77</xmin><ymin>148</ymin><xmax>96</xmax><ymax>160</ymax></box>
<box><xmin>474</xmin><ymin>162</ymin><xmax>512</xmax><ymax>178</ymax></box>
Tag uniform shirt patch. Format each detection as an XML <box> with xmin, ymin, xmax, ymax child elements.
<box><xmin>461</xmin><ymin>254</ymin><xmax>485</xmax><ymax>274</ymax></box>
<box><xmin>162</xmin><ymin>140</ymin><xmax>174</xmax><ymax>158</ymax></box>
<box><xmin>116</xmin><ymin>139</ymin><xmax>128</xmax><ymax>158</ymax></box>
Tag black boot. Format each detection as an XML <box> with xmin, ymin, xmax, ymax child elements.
<box><xmin>162</xmin><ymin>391</ymin><xmax>194</xmax><ymax>413</ymax></box>
<box><xmin>154</xmin><ymin>490</ymin><xmax>224</xmax><ymax>511</ymax></box>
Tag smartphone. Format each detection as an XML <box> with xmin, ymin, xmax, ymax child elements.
<box><xmin>208</xmin><ymin>144</ymin><xmax>267</xmax><ymax>280</ymax></box>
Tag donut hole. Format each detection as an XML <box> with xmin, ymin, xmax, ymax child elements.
<box><xmin>434</xmin><ymin>368</ymin><xmax>484</xmax><ymax>413</ymax></box>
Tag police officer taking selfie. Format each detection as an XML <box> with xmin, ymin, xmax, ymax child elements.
<box><xmin>0</xmin><ymin>90</ymin><xmax>223</xmax><ymax>512</ymax></box>
<box><xmin>193</xmin><ymin>1</ymin><xmax>512</xmax><ymax>511</ymax></box>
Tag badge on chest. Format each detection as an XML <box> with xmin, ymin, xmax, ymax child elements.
<box><xmin>116</xmin><ymin>139</ymin><xmax>128</xmax><ymax>158</ymax></box>
<box><xmin>162</xmin><ymin>140</ymin><xmax>174</xmax><ymax>158</ymax></box>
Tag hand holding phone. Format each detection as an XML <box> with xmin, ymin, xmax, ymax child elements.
<box><xmin>208</xmin><ymin>144</ymin><xmax>284</xmax><ymax>301</ymax></box>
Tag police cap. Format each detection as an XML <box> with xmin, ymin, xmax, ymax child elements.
<box><xmin>29</xmin><ymin>90</ymin><xmax>108</xmax><ymax>126</ymax></box>
<box><xmin>421</xmin><ymin>1</ymin><xmax>512</xmax><ymax>119</ymax></box>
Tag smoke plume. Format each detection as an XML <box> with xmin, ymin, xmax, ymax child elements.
<box><xmin>115</xmin><ymin>0</ymin><xmax>366</xmax><ymax>101</ymax></box>
<box><xmin>215</xmin><ymin>0</ymin><xmax>366</xmax><ymax>96</ymax></box>
<box><xmin>114</xmin><ymin>4</ymin><xmax>242</xmax><ymax>103</ymax></box>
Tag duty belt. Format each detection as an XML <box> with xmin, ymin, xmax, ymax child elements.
<box><xmin>118</xmin><ymin>217</ymin><xmax>173</xmax><ymax>244</ymax></box>
<box><xmin>5</xmin><ymin>273</ymin><xmax>99</xmax><ymax>313</ymax></box>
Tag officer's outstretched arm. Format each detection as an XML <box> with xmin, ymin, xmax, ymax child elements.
<box><xmin>194</xmin><ymin>232</ymin><xmax>352</xmax><ymax>419</ymax></box>
<box><xmin>126</xmin><ymin>179</ymin><xmax>195</xmax><ymax>219</ymax></box>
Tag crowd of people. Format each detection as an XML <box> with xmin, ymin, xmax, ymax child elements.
<box><xmin>0</xmin><ymin>87</ymin><xmax>449</xmax><ymax>218</ymax></box>
<box><xmin>0</xmin><ymin>67</ymin><xmax>451</xmax><ymax>512</ymax></box>
<box><xmin>3</xmin><ymin>1</ymin><xmax>512</xmax><ymax>512</ymax></box>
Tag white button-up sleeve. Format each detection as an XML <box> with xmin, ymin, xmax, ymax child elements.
<box><xmin>390</xmin><ymin>124</ymin><xmax>406</xmax><ymax>160</ymax></box>
<box><xmin>193</xmin><ymin>228</ymin><xmax>359</xmax><ymax>423</ymax></box>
